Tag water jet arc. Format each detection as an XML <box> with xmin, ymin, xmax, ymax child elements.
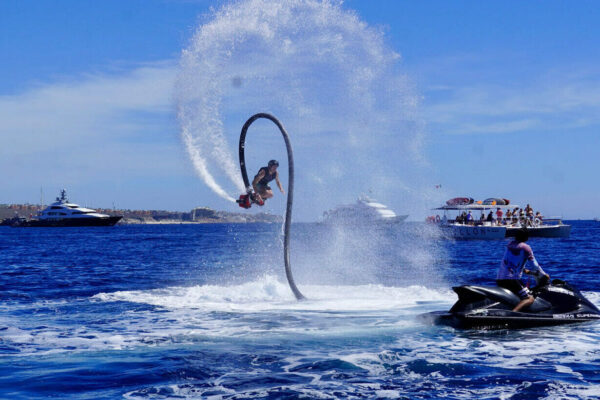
<box><xmin>238</xmin><ymin>113</ymin><xmax>305</xmax><ymax>300</ymax></box>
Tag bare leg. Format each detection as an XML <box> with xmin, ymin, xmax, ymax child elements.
<box><xmin>512</xmin><ymin>296</ymin><xmax>534</xmax><ymax>312</ymax></box>
<box><xmin>254</xmin><ymin>189</ymin><xmax>273</xmax><ymax>206</ymax></box>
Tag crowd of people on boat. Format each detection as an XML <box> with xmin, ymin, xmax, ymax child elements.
<box><xmin>429</xmin><ymin>204</ymin><xmax>545</xmax><ymax>227</ymax></box>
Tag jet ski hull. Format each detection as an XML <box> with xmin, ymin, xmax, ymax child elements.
<box><xmin>424</xmin><ymin>310</ymin><xmax>600</xmax><ymax>330</ymax></box>
<box><xmin>420</xmin><ymin>280</ymin><xmax>600</xmax><ymax>330</ymax></box>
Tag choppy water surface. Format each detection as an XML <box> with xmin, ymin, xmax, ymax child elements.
<box><xmin>1</xmin><ymin>221</ymin><xmax>600</xmax><ymax>399</ymax></box>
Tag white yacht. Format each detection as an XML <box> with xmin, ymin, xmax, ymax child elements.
<box><xmin>321</xmin><ymin>196</ymin><xmax>408</xmax><ymax>225</ymax></box>
<box><xmin>12</xmin><ymin>189</ymin><xmax>122</xmax><ymax>227</ymax></box>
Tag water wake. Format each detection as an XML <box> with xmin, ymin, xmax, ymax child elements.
<box><xmin>5</xmin><ymin>279</ymin><xmax>600</xmax><ymax>361</ymax></box>
<box><xmin>93</xmin><ymin>274</ymin><xmax>450</xmax><ymax>312</ymax></box>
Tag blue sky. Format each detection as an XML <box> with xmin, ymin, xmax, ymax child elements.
<box><xmin>1</xmin><ymin>0</ymin><xmax>599</xmax><ymax>220</ymax></box>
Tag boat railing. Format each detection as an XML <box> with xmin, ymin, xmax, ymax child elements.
<box><xmin>437</xmin><ymin>209</ymin><xmax>565</xmax><ymax>228</ymax></box>
<box><xmin>446</xmin><ymin>220</ymin><xmax>501</xmax><ymax>227</ymax></box>
<box><xmin>501</xmin><ymin>217</ymin><xmax>564</xmax><ymax>228</ymax></box>
<box><xmin>539</xmin><ymin>217</ymin><xmax>564</xmax><ymax>225</ymax></box>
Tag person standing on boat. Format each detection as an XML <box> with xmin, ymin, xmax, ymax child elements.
<box><xmin>505</xmin><ymin>209</ymin><xmax>512</xmax><ymax>224</ymax></box>
<box><xmin>466</xmin><ymin>211</ymin><xmax>473</xmax><ymax>224</ymax></box>
<box><xmin>252</xmin><ymin>160</ymin><xmax>285</xmax><ymax>205</ymax></box>
<box><xmin>497</xmin><ymin>229</ymin><xmax>550</xmax><ymax>312</ymax></box>
<box><xmin>525</xmin><ymin>204</ymin><xmax>534</xmax><ymax>218</ymax></box>
<box><xmin>496</xmin><ymin>208</ymin><xmax>504</xmax><ymax>224</ymax></box>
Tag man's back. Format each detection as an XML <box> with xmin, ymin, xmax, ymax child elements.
<box><xmin>497</xmin><ymin>241</ymin><xmax>534</xmax><ymax>280</ymax></box>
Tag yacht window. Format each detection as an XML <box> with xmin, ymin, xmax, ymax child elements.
<box><xmin>50</xmin><ymin>206</ymin><xmax>63</xmax><ymax>210</ymax></box>
<box><xmin>60</xmin><ymin>213</ymin><xmax>67</xmax><ymax>216</ymax></box>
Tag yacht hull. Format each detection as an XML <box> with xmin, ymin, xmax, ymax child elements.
<box><xmin>12</xmin><ymin>216</ymin><xmax>122</xmax><ymax>227</ymax></box>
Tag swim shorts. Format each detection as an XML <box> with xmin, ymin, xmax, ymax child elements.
<box><xmin>496</xmin><ymin>279</ymin><xmax>531</xmax><ymax>300</ymax></box>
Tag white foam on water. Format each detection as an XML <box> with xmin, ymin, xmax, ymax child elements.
<box><xmin>1</xmin><ymin>275</ymin><xmax>452</xmax><ymax>357</ymax></box>
<box><xmin>93</xmin><ymin>278</ymin><xmax>600</xmax><ymax>388</ymax></box>
<box><xmin>5</xmin><ymin>280</ymin><xmax>600</xmax><ymax>399</ymax></box>
<box><xmin>543</xmin><ymin>382</ymin><xmax>600</xmax><ymax>400</ymax></box>
<box><xmin>93</xmin><ymin>274</ymin><xmax>450</xmax><ymax>313</ymax></box>
<box><xmin>6</xmin><ymin>277</ymin><xmax>600</xmax><ymax>367</ymax></box>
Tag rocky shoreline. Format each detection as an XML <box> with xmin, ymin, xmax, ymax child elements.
<box><xmin>0</xmin><ymin>204</ymin><xmax>282</xmax><ymax>225</ymax></box>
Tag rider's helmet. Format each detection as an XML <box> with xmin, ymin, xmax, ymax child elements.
<box><xmin>268</xmin><ymin>160</ymin><xmax>279</xmax><ymax>168</ymax></box>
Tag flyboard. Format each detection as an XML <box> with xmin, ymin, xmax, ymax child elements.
<box><xmin>236</xmin><ymin>113</ymin><xmax>305</xmax><ymax>300</ymax></box>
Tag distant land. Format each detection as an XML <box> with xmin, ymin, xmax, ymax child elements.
<box><xmin>0</xmin><ymin>203</ymin><xmax>282</xmax><ymax>224</ymax></box>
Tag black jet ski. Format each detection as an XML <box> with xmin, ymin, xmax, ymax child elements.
<box><xmin>420</xmin><ymin>279</ymin><xmax>600</xmax><ymax>329</ymax></box>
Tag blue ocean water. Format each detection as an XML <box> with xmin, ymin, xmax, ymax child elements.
<box><xmin>1</xmin><ymin>221</ymin><xmax>600</xmax><ymax>399</ymax></box>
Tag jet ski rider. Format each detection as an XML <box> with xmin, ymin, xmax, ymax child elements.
<box><xmin>497</xmin><ymin>229</ymin><xmax>551</xmax><ymax>312</ymax></box>
<box><xmin>252</xmin><ymin>160</ymin><xmax>285</xmax><ymax>205</ymax></box>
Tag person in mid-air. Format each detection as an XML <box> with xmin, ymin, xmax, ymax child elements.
<box><xmin>252</xmin><ymin>160</ymin><xmax>285</xmax><ymax>205</ymax></box>
<box><xmin>497</xmin><ymin>229</ymin><xmax>550</xmax><ymax>312</ymax></box>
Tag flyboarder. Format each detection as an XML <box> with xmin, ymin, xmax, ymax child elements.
<box><xmin>251</xmin><ymin>160</ymin><xmax>285</xmax><ymax>205</ymax></box>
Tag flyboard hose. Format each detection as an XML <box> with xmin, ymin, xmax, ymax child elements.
<box><xmin>238</xmin><ymin>113</ymin><xmax>306</xmax><ymax>300</ymax></box>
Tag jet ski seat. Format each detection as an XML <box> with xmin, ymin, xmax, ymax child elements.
<box><xmin>451</xmin><ymin>285</ymin><xmax>554</xmax><ymax>313</ymax></box>
<box><xmin>451</xmin><ymin>285</ymin><xmax>521</xmax><ymax>312</ymax></box>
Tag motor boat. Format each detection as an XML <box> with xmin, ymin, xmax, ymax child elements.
<box><xmin>321</xmin><ymin>195</ymin><xmax>408</xmax><ymax>225</ymax></box>
<box><xmin>11</xmin><ymin>189</ymin><xmax>122</xmax><ymax>227</ymax></box>
<box><xmin>431</xmin><ymin>197</ymin><xmax>571</xmax><ymax>239</ymax></box>
<box><xmin>431</xmin><ymin>201</ymin><xmax>512</xmax><ymax>240</ymax></box>
<box><xmin>420</xmin><ymin>279</ymin><xmax>600</xmax><ymax>329</ymax></box>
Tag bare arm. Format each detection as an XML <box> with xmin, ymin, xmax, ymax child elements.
<box><xmin>252</xmin><ymin>169</ymin><xmax>266</xmax><ymax>193</ymax></box>
<box><xmin>275</xmin><ymin>171</ymin><xmax>285</xmax><ymax>194</ymax></box>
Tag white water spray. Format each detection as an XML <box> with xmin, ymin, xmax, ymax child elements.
<box><xmin>175</xmin><ymin>0</ymin><xmax>426</xmax><ymax>213</ymax></box>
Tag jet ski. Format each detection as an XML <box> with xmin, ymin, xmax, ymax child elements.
<box><xmin>420</xmin><ymin>279</ymin><xmax>600</xmax><ymax>329</ymax></box>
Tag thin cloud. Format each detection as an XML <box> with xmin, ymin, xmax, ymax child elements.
<box><xmin>424</xmin><ymin>70</ymin><xmax>600</xmax><ymax>135</ymax></box>
<box><xmin>0</xmin><ymin>62</ymin><xmax>177</xmax><ymax>156</ymax></box>
<box><xmin>0</xmin><ymin>61</ymin><xmax>183</xmax><ymax>192</ymax></box>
